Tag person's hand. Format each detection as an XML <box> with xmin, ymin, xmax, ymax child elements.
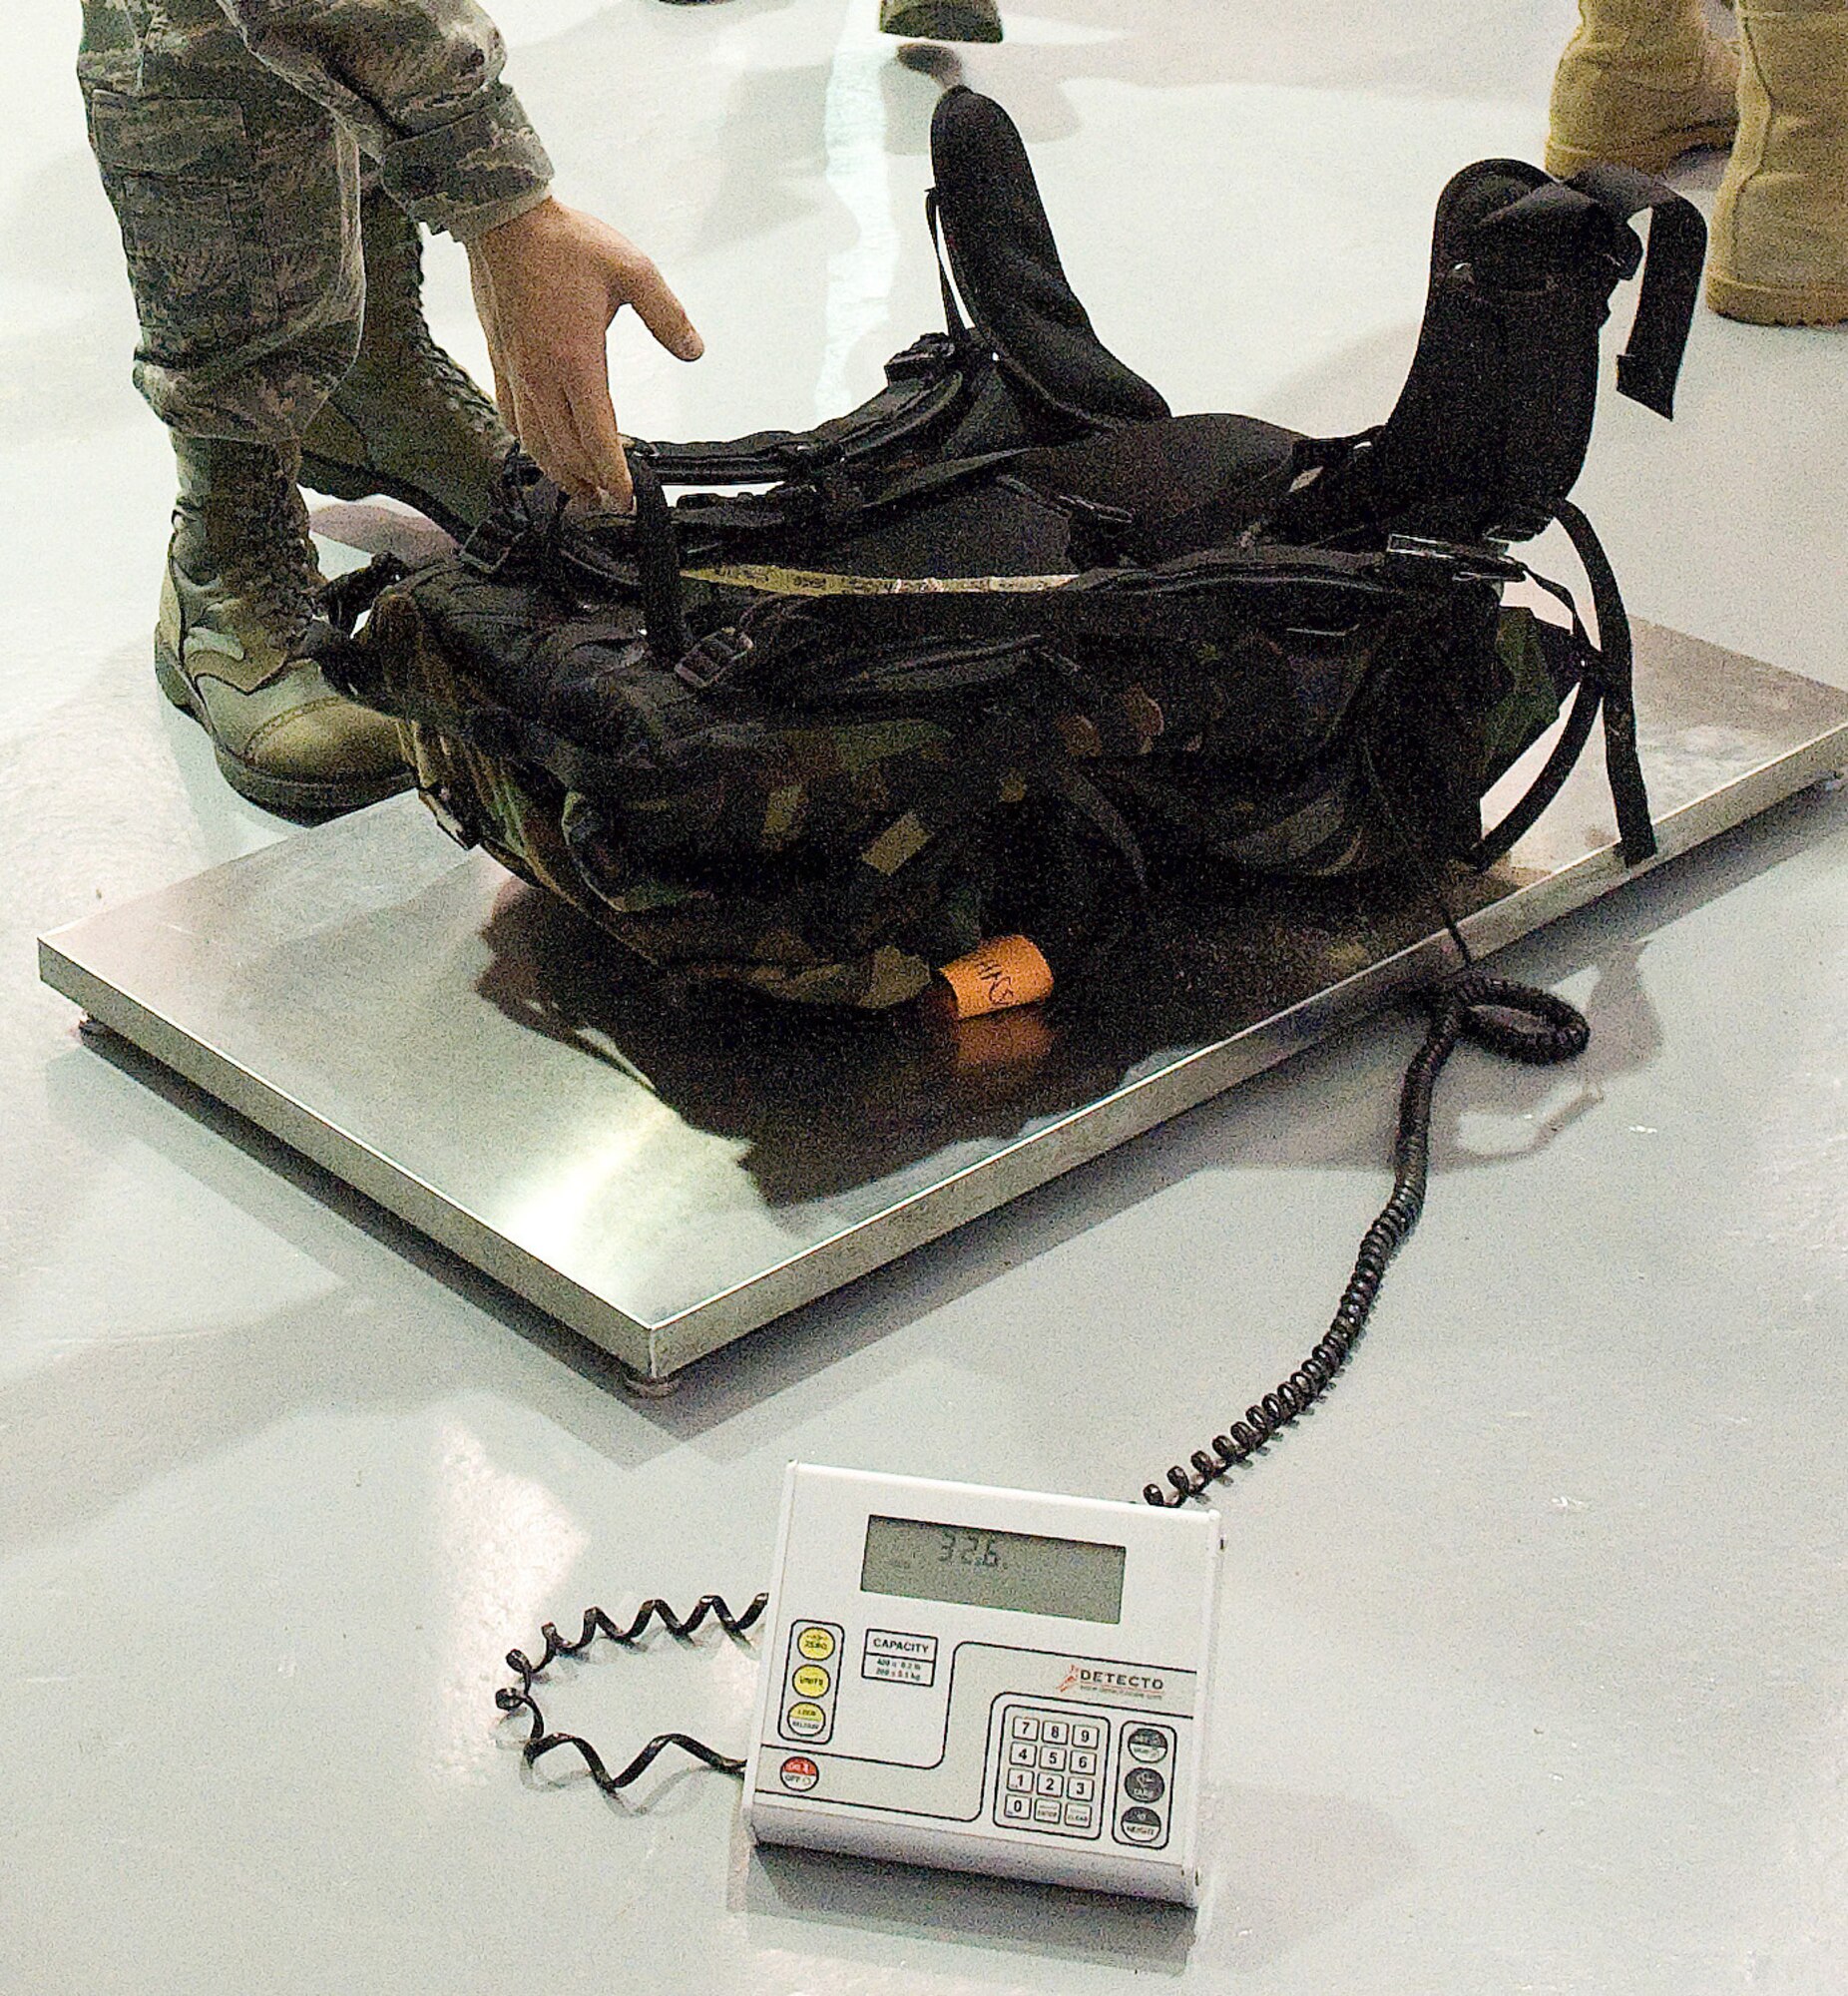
<box><xmin>466</xmin><ymin>197</ymin><xmax>702</xmax><ymax>508</ymax></box>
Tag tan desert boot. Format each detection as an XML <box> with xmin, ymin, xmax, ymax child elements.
<box><xmin>1547</xmin><ymin>0</ymin><xmax>1739</xmax><ymax>177</ymax></box>
<box><xmin>1707</xmin><ymin>0</ymin><xmax>1848</xmax><ymax>324</ymax></box>
<box><xmin>299</xmin><ymin>190</ymin><xmax>514</xmax><ymax>538</ymax></box>
<box><xmin>157</xmin><ymin>436</ymin><xmax>408</xmax><ymax>817</ymax></box>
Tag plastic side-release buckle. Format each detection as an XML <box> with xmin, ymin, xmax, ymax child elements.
<box><xmin>675</xmin><ymin>626</ymin><xmax>754</xmax><ymax>692</ymax></box>
<box><xmin>770</xmin><ymin>434</ymin><xmax>848</xmax><ymax>476</ymax></box>
<box><xmin>1383</xmin><ymin>534</ymin><xmax>1527</xmax><ymax>588</ymax></box>
<box><xmin>884</xmin><ymin>331</ymin><xmax>960</xmax><ymax>381</ymax></box>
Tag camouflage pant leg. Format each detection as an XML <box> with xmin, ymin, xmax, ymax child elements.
<box><xmin>78</xmin><ymin>0</ymin><xmax>363</xmax><ymax>444</ymax></box>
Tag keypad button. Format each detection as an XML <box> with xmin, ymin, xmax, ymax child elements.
<box><xmin>1002</xmin><ymin>1794</ymin><xmax>1032</xmax><ymax>1822</ymax></box>
<box><xmin>1011</xmin><ymin>1714</ymin><xmax>1040</xmax><ymax>1742</ymax></box>
<box><xmin>1006</xmin><ymin>1767</ymin><xmax>1034</xmax><ymax>1794</ymax></box>
<box><xmin>1041</xmin><ymin>1720</ymin><xmax>1070</xmax><ymax>1746</ymax></box>
<box><xmin>1072</xmin><ymin>1722</ymin><xmax>1102</xmax><ymax>1749</ymax></box>
<box><xmin>790</xmin><ymin>1665</ymin><xmax>830</xmax><ymax>1699</ymax></box>
<box><xmin>1033</xmin><ymin>1797</ymin><xmax>1062</xmax><ymax>1824</ymax></box>
<box><xmin>1067</xmin><ymin>1775</ymin><xmax>1094</xmax><ymax>1802</ymax></box>
<box><xmin>1064</xmin><ymin>1801</ymin><xmax>1095</xmax><ymax>1829</ymax></box>
<box><xmin>1008</xmin><ymin>1742</ymin><xmax>1036</xmax><ymax>1767</ymax></box>
<box><xmin>795</xmin><ymin>1627</ymin><xmax>835</xmax><ymax>1663</ymax></box>
<box><xmin>1040</xmin><ymin>1745</ymin><xmax>1068</xmax><ymax>1772</ymax></box>
<box><xmin>1070</xmin><ymin>1748</ymin><xmax>1098</xmax><ymax>1776</ymax></box>
<box><xmin>1036</xmin><ymin>1770</ymin><xmax>1065</xmax><ymax>1797</ymax></box>
<box><xmin>1125</xmin><ymin>1725</ymin><xmax>1171</xmax><ymax>1764</ymax></box>
<box><xmin>1117</xmin><ymin>1804</ymin><xmax>1163</xmax><ymax>1845</ymax></box>
<box><xmin>1123</xmin><ymin>1766</ymin><xmax>1165</xmax><ymax>1804</ymax></box>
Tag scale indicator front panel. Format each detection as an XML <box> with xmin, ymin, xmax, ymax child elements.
<box><xmin>744</xmin><ymin>1464</ymin><xmax>1223</xmax><ymax>1904</ymax></box>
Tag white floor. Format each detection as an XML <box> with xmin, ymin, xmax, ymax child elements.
<box><xmin>5</xmin><ymin>4</ymin><xmax>1847</xmax><ymax>1992</ymax></box>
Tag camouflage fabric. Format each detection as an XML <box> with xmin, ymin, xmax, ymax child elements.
<box><xmin>78</xmin><ymin>0</ymin><xmax>552</xmax><ymax>441</ymax></box>
<box><xmin>329</xmin><ymin>538</ymin><xmax>1568</xmax><ymax>1011</ymax></box>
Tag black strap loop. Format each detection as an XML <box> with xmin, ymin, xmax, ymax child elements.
<box><xmin>1554</xmin><ymin>498</ymin><xmax>1656</xmax><ymax>865</ymax></box>
<box><xmin>1568</xmin><ymin>165</ymin><xmax>1706</xmax><ymax>420</ymax></box>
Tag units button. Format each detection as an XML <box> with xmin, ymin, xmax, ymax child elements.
<box><xmin>783</xmin><ymin>1701</ymin><xmax>828</xmax><ymax>1739</ymax></box>
<box><xmin>795</xmin><ymin>1626</ymin><xmax>836</xmax><ymax>1663</ymax></box>
<box><xmin>790</xmin><ymin>1665</ymin><xmax>831</xmax><ymax>1699</ymax></box>
<box><xmin>1123</xmin><ymin>1766</ymin><xmax>1166</xmax><ymax>1804</ymax></box>
<box><xmin>1117</xmin><ymin>1804</ymin><xmax>1163</xmax><ymax>1845</ymax></box>
<box><xmin>1125</xmin><ymin>1725</ymin><xmax>1171</xmax><ymax>1764</ymax></box>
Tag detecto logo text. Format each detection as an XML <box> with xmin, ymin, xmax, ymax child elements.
<box><xmin>1056</xmin><ymin>1664</ymin><xmax>1165</xmax><ymax>1701</ymax></box>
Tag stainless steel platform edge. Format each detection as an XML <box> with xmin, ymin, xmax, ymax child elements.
<box><xmin>41</xmin><ymin>713</ymin><xmax>1847</xmax><ymax>1384</ymax></box>
<box><xmin>37</xmin><ymin>941</ymin><xmax>635</xmax><ymax>1355</ymax></box>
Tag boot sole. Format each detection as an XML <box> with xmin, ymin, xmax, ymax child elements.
<box><xmin>297</xmin><ymin>449</ymin><xmax>472</xmax><ymax>543</ymax></box>
<box><xmin>156</xmin><ymin>638</ymin><xmax>411</xmax><ymax>821</ymax></box>
<box><xmin>1705</xmin><ymin>268</ymin><xmax>1848</xmax><ymax>326</ymax></box>
<box><xmin>1544</xmin><ymin>121</ymin><xmax>1737</xmax><ymax>179</ymax></box>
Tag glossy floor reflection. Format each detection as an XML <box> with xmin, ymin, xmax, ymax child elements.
<box><xmin>4</xmin><ymin>4</ymin><xmax>1846</xmax><ymax>1994</ymax></box>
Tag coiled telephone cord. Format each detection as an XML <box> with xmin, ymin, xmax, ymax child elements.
<box><xmin>1141</xmin><ymin>970</ymin><xmax>1589</xmax><ymax>1505</ymax></box>
<box><xmin>498</xmin><ymin>978</ymin><xmax>1592</xmax><ymax>1783</ymax></box>
<box><xmin>496</xmin><ymin>1594</ymin><xmax>768</xmax><ymax>1793</ymax></box>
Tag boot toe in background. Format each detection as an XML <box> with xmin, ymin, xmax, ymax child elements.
<box><xmin>1545</xmin><ymin>31</ymin><xmax>1739</xmax><ymax>176</ymax></box>
<box><xmin>878</xmin><ymin>0</ymin><xmax>1004</xmax><ymax>44</ymax></box>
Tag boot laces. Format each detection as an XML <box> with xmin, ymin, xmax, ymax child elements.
<box><xmin>220</xmin><ymin>474</ymin><xmax>321</xmax><ymax>647</ymax></box>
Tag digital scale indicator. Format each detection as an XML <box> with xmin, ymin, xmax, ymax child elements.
<box><xmin>744</xmin><ymin>1464</ymin><xmax>1223</xmax><ymax>1904</ymax></box>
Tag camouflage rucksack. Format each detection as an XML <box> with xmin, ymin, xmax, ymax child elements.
<box><xmin>324</xmin><ymin>88</ymin><xmax>1703</xmax><ymax>1013</ymax></box>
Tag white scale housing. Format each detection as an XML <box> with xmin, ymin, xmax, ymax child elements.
<box><xmin>745</xmin><ymin>1463</ymin><xmax>1222</xmax><ymax>1904</ymax></box>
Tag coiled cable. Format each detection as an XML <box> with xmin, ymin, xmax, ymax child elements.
<box><xmin>496</xmin><ymin>1594</ymin><xmax>769</xmax><ymax>1794</ymax></box>
<box><xmin>1141</xmin><ymin>971</ymin><xmax>1589</xmax><ymax>1505</ymax></box>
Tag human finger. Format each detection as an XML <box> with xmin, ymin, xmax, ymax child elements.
<box><xmin>564</xmin><ymin>370</ymin><xmax>633</xmax><ymax>510</ymax></box>
<box><xmin>620</xmin><ymin>257</ymin><xmax>703</xmax><ymax>363</ymax></box>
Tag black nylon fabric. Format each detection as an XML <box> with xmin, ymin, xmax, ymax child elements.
<box><xmin>930</xmin><ymin>86</ymin><xmax>1170</xmax><ymax>429</ymax></box>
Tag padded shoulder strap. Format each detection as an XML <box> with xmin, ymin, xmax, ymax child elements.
<box><xmin>929</xmin><ymin>86</ymin><xmax>1168</xmax><ymax>430</ymax></box>
<box><xmin>1281</xmin><ymin>157</ymin><xmax>1703</xmax><ymax>546</ymax></box>
<box><xmin>629</xmin><ymin>334</ymin><xmax>968</xmax><ymax>487</ymax></box>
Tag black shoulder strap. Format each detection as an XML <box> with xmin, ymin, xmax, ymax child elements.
<box><xmin>928</xmin><ymin>86</ymin><xmax>1168</xmax><ymax>431</ymax></box>
<box><xmin>628</xmin><ymin>336</ymin><xmax>968</xmax><ymax>488</ymax></box>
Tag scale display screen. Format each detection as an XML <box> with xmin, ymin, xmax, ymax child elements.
<box><xmin>860</xmin><ymin>1513</ymin><xmax>1127</xmax><ymax>1624</ymax></box>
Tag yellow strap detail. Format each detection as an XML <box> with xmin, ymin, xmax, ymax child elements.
<box><xmin>682</xmin><ymin>564</ymin><xmax>1081</xmax><ymax>598</ymax></box>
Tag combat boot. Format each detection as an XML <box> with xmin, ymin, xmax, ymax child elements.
<box><xmin>157</xmin><ymin>436</ymin><xmax>408</xmax><ymax>817</ymax></box>
<box><xmin>1546</xmin><ymin>0</ymin><xmax>1738</xmax><ymax>176</ymax></box>
<box><xmin>1707</xmin><ymin>0</ymin><xmax>1848</xmax><ymax>324</ymax></box>
<box><xmin>299</xmin><ymin>189</ymin><xmax>513</xmax><ymax>538</ymax></box>
<box><xmin>879</xmin><ymin>0</ymin><xmax>1003</xmax><ymax>42</ymax></box>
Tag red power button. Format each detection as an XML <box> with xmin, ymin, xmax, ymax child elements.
<box><xmin>779</xmin><ymin>1756</ymin><xmax>819</xmax><ymax>1791</ymax></box>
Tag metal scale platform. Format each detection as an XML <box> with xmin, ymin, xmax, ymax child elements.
<box><xmin>38</xmin><ymin>623</ymin><xmax>1848</xmax><ymax>1387</ymax></box>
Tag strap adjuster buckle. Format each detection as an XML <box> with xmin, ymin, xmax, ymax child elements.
<box><xmin>675</xmin><ymin>626</ymin><xmax>753</xmax><ymax>691</ymax></box>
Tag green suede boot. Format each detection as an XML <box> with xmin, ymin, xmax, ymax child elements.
<box><xmin>157</xmin><ymin>436</ymin><xmax>408</xmax><ymax>818</ymax></box>
<box><xmin>299</xmin><ymin>189</ymin><xmax>513</xmax><ymax>539</ymax></box>
<box><xmin>879</xmin><ymin>0</ymin><xmax>1003</xmax><ymax>42</ymax></box>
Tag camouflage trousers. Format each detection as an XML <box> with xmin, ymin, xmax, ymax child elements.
<box><xmin>77</xmin><ymin>0</ymin><xmax>549</xmax><ymax>444</ymax></box>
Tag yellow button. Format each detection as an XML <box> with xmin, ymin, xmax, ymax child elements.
<box><xmin>796</xmin><ymin>1626</ymin><xmax>836</xmax><ymax>1662</ymax></box>
<box><xmin>784</xmin><ymin>1702</ymin><xmax>827</xmax><ymax>1737</ymax></box>
<box><xmin>791</xmin><ymin>1664</ymin><xmax>831</xmax><ymax>1698</ymax></box>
